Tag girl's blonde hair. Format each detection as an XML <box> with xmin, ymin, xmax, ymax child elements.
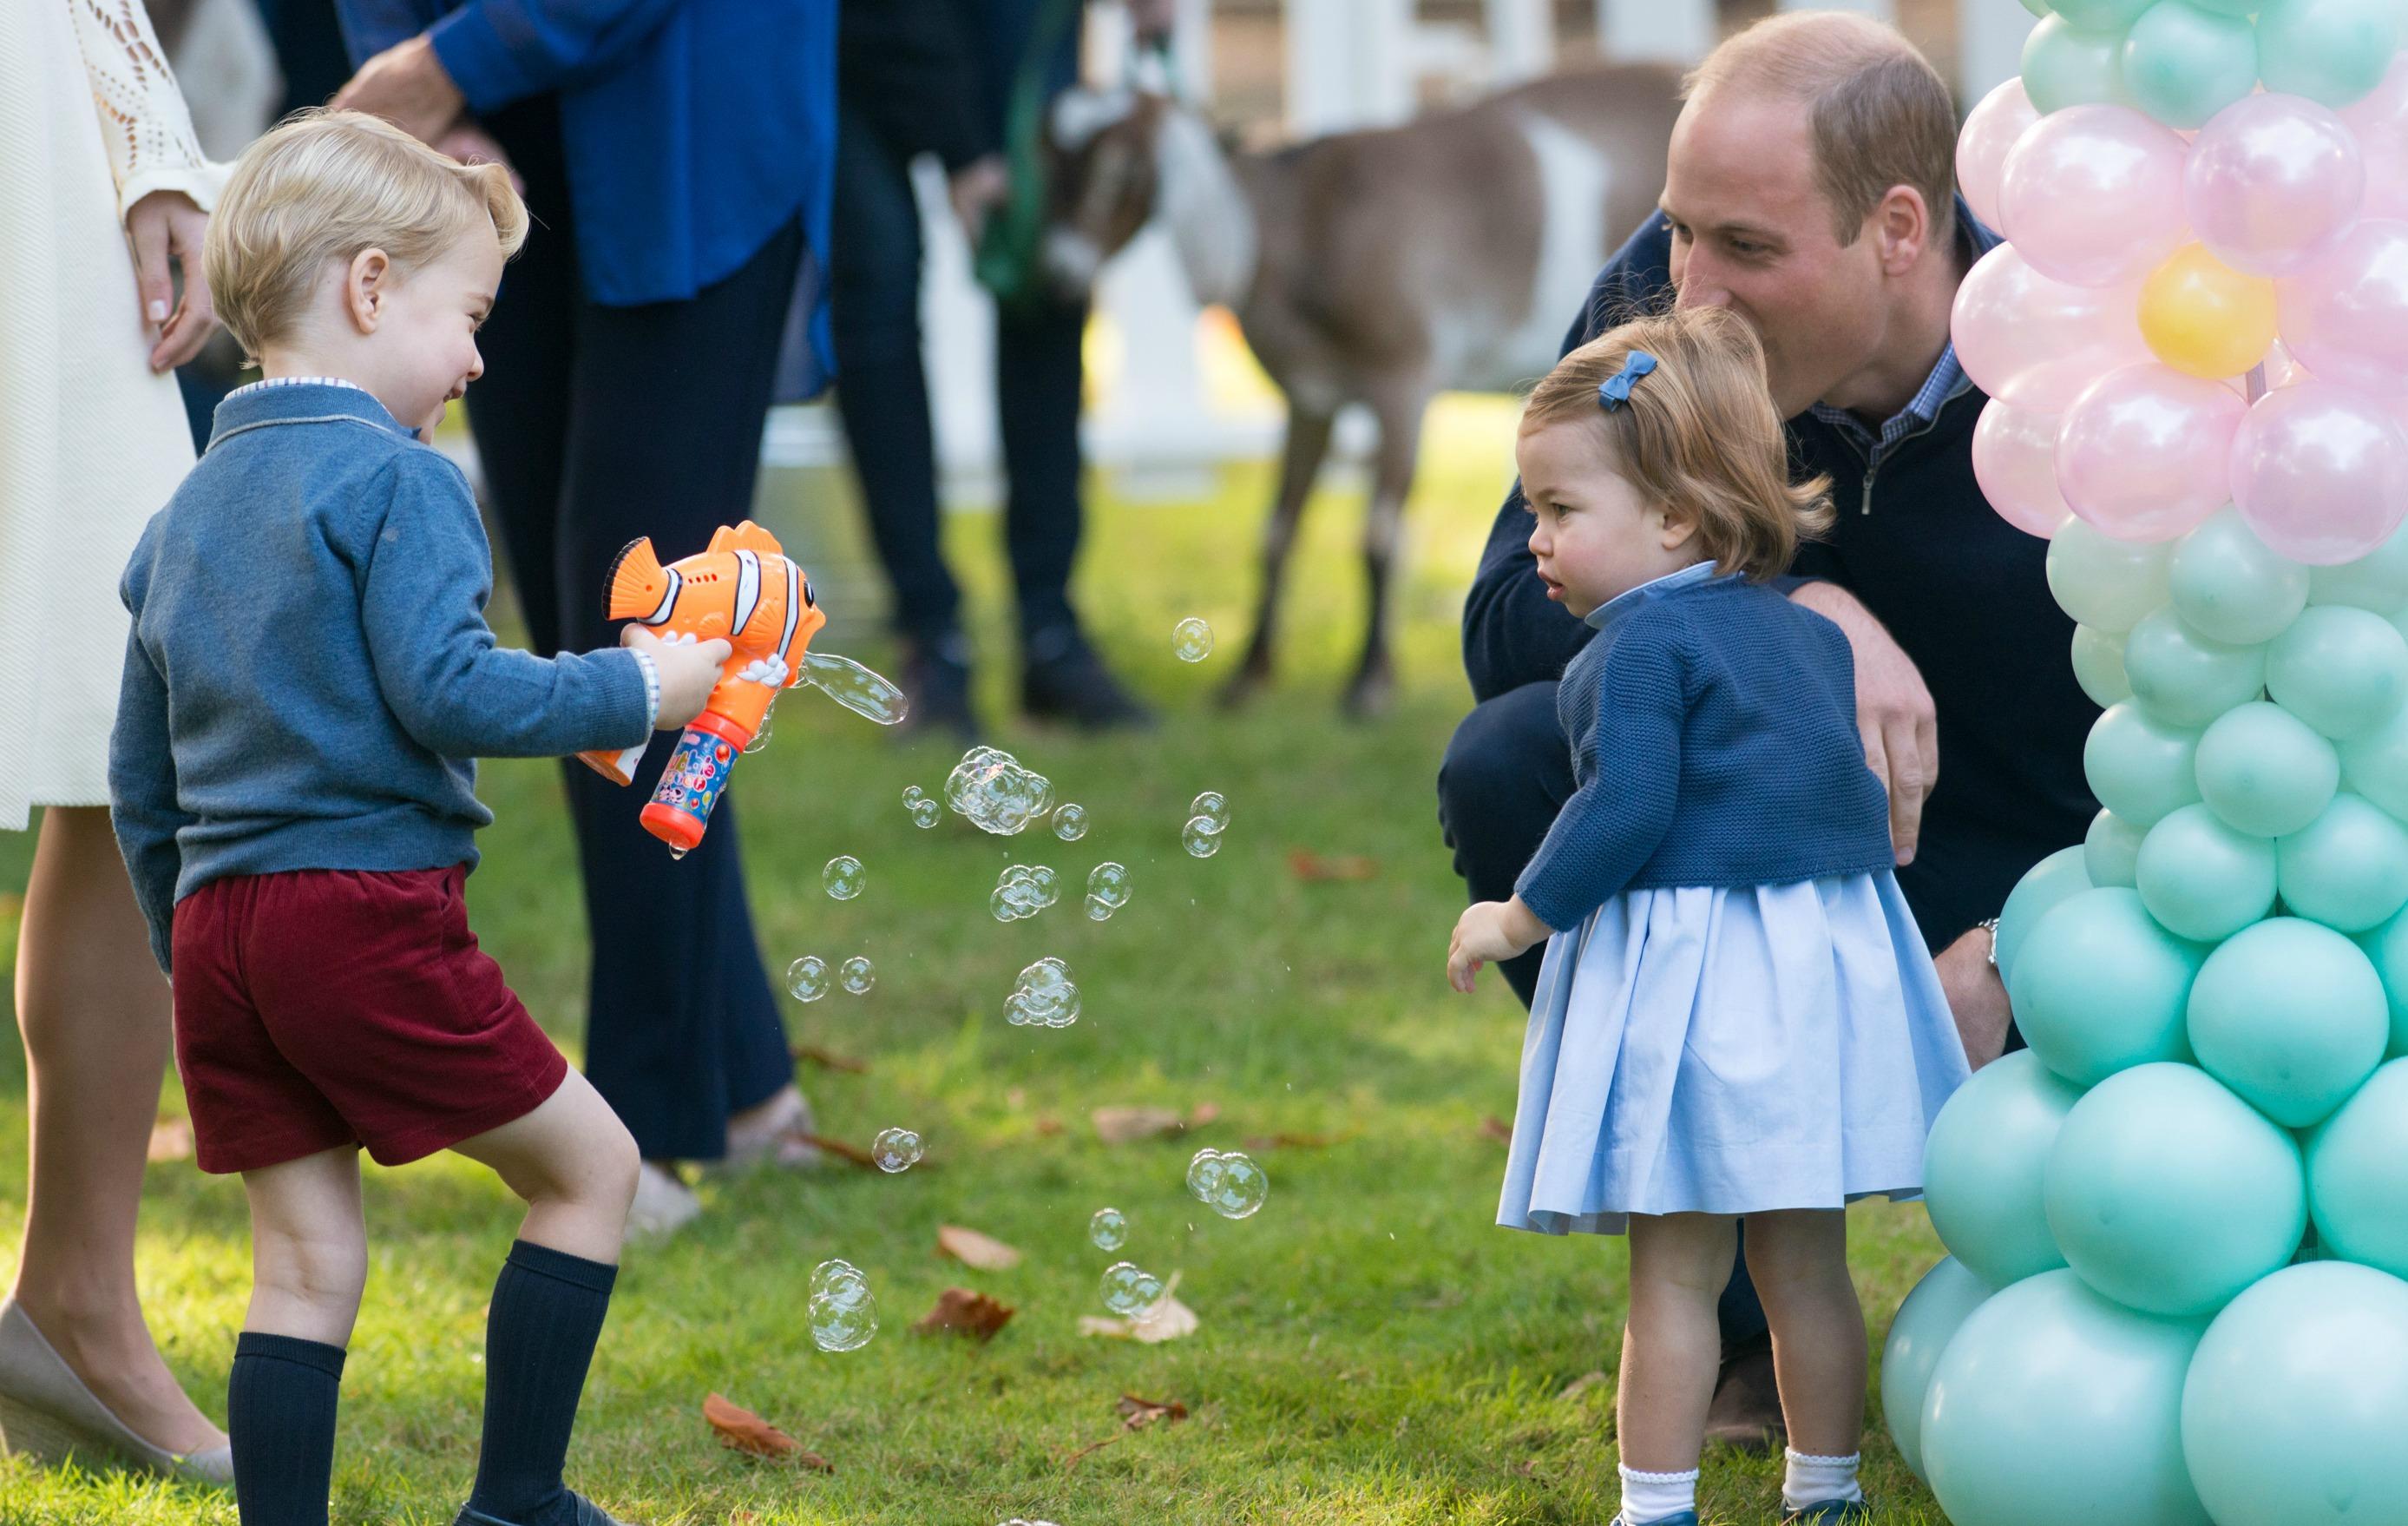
<box><xmin>204</xmin><ymin>109</ymin><xmax>528</xmax><ymax>360</ymax></box>
<box><xmin>1520</xmin><ymin>306</ymin><xmax>1833</xmax><ymax>582</ymax></box>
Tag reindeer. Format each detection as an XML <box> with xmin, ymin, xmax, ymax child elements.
<box><xmin>1042</xmin><ymin>66</ymin><xmax>1683</xmax><ymax>714</ymax></box>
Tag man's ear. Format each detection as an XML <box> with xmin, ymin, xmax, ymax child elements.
<box><xmin>346</xmin><ymin>248</ymin><xmax>392</xmax><ymax>334</ymax></box>
<box><xmin>1873</xmin><ymin>184</ymin><xmax>1931</xmax><ymax>278</ymax></box>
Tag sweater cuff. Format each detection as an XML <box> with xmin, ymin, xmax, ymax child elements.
<box><xmin>427</xmin><ymin>4</ymin><xmax>542</xmax><ymax>115</ymax></box>
<box><xmin>1512</xmin><ymin>863</ymin><xmax>1584</xmax><ymax>935</ymax></box>
<box><xmin>627</xmin><ymin>649</ymin><xmax>661</xmax><ymax>731</ymax></box>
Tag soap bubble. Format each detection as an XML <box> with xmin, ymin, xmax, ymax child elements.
<box><xmin>808</xmin><ymin>1287</ymin><xmax>877</xmax><ymax>1352</ymax></box>
<box><xmin>823</xmin><ymin>855</ymin><xmax>865</xmax><ymax>900</ymax></box>
<box><xmin>1203</xmin><ymin>1151</ymin><xmax>1269</xmax><ymax>1219</ymax></box>
<box><xmin>839</xmin><ymin>955</ymin><xmax>876</xmax><ymax>995</ymax></box>
<box><xmin>1087</xmin><ymin>861</ymin><xmax>1132</xmax><ymax>910</ymax></box>
<box><xmin>990</xmin><ymin>865</ymin><xmax>1051</xmax><ymax>922</ymax></box>
<box><xmin>1183</xmin><ymin>818</ymin><xmax>1222</xmax><ymax>858</ymax></box>
<box><xmin>785</xmin><ymin>956</ymin><xmax>830</xmax><ymax>1002</ymax></box>
<box><xmin>811</xmin><ymin>1258</ymin><xmax>864</xmax><ymax>1300</ymax></box>
<box><xmin>1085</xmin><ymin>894</ymin><xmax>1113</xmax><ymax>921</ymax></box>
<box><xmin>1172</xmin><ymin>617</ymin><xmax>1214</xmax><ymax>662</ymax></box>
<box><xmin>1029</xmin><ymin>865</ymin><xmax>1060</xmax><ymax>905</ymax></box>
<box><xmin>1006</xmin><ymin>957</ymin><xmax>1079</xmax><ymax>1028</ymax></box>
<box><xmin>1090</xmin><ymin>1207</ymin><xmax>1128</xmax><ymax>1251</ymax></box>
<box><xmin>902</xmin><ymin>785</ymin><xmax>926</xmax><ymax>807</ymax></box>
<box><xmin>800</xmin><ymin>649</ymin><xmax>909</xmax><ymax>727</ymax></box>
<box><xmin>743</xmin><ymin>704</ymin><xmax>774</xmax><ymax>754</ymax></box>
<box><xmin>1053</xmin><ymin>803</ymin><xmax>1089</xmax><ymax>841</ymax></box>
<box><xmin>871</xmin><ymin>1127</ymin><xmax>923</xmax><ymax>1173</ymax></box>
<box><xmin>1099</xmin><ymin>1260</ymin><xmax>1166</xmax><ymax>1316</ymax></box>
<box><xmin>910</xmin><ymin>799</ymin><xmax>940</xmax><ymax>828</ymax></box>
<box><xmin>944</xmin><ymin>747</ymin><xmax>1054</xmax><ymax>835</ymax></box>
<box><xmin>1187</xmin><ymin>1148</ymin><xmax>1228</xmax><ymax>1200</ymax></box>
<box><xmin>1190</xmin><ymin>792</ymin><xmax>1229</xmax><ymax>832</ymax></box>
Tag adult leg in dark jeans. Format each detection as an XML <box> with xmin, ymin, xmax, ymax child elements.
<box><xmin>468</xmin><ymin>98</ymin><xmax>798</xmax><ymax>1167</ymax></box>
<box><xmin>1440</xmin><ymin>683</ymin><xmax>1781</xmax><ymax>1449</ymax></box>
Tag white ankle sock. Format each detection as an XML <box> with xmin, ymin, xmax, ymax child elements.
<box><xmin>1781</xmin><ymin>1449</ymin><xmax>1863</xmax><ymax>1510</ymax></box>
<box><xmin>1617</xmin><ymin>1464</ymin><xmax>1699</xmax><ymax>1523</ymax></box>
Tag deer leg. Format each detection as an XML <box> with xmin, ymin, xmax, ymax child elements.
<box><xmin>1222</xmin><ymin>403</ymin><xmax>1336</xmax><ymax>708</ymax></box>
<box><xmin>1343</xmin><ymin>391</ymin><xmax>1427</xmax><ymax>720</ymax></box>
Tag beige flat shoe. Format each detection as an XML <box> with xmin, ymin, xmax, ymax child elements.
<box><xmin>627</xmin><ymin>1161</ymin><xmax>702</xmax><ymax>1240</ymax></box>
<box><xmin>708</xmin><ymin>1086</ymin><xmax>822</xmax><ymax>1174</ymax></box>
<box><xmin>0</xmin><ymin>1299</ymin><xmax>233</xmax><ymax>1483</ymax></box>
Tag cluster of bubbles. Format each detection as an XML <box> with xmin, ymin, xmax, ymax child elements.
<box><xmin>1172</xmin><ymin>616</ymin><xmax>1215</xmax><ymax>662</ymax></box>
<box><xmin>1099</xmin><ymin>1260</ymin><xmax>1167</xmax><ymax>1317</ymax></box>
<box><xmin>1051</xmin><ymin>802</ymin><xmax>1089</xmax><ymax>841</ymax></box>
<box><xmin>1088</xmin><ymin>1207</ymin><xmax>1127</xmax><ymax>1251</ymax></box>
<box><xmin>901</xmin><ymin>784</ymin><xmax>941</xmax><ymax>830</ymax></box>
<box><xmin>870</xmin><ymin>1127</ymin><xmax>923</xmax><ymax>1174</ymax></box>
<box><xmin>1084</xmin><ymin>861</ymin><xmax>1132</xmax><ymax>922</ymax></box>
<box><xmin>823</xmin><ymin>854</ymin><xmax>865</xmax><ymax>900</ymax></box>
<box><xmin>990</xmin><ymin>863</ymin><xmax>1062</xmax><ymax>922</ymax></box>
<box><xmin>808</xmin><ymin>1259</ymin><xmax>877</xmax><ymax>1352</ymax></box>
<box><xmin>1005</xmin><ymin>957</ymin><xmax>1080</xmax><ymax>1028</ymax></box>
<box><xmin>946</xmin><ymin>747</ymin><xmax>1055</xmax><ymax>836</ymax></box>
<box><xmin>1184</xmin><ymin>790</ymin><xmax>1230</xmax><ymax>859</ymax></box>
<box><xmin>785</xmin><ymin>955</ymin><xmax>830</xmax><ymax>1003</ymax></box>
<box><xmin>839</xmin><ymin>954</ymin><xmax>876</xmax><ymax>995</ymax></box>
<box><xmin>1187</xmin><ymin>1148</ymin><xmax>1270</xmax><ymax>1220</ymax></box>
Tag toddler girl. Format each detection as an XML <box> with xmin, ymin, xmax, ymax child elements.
<box><xmin>1447</xmin><ymin>306</ymin><xmax>1969</xmax><ymax>1526</ymax></box>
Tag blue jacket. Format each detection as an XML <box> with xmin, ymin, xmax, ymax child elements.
<box><xmin>336</xmin><ymin>0</ymin><xmax>836</xmax><ymax>322</ymax></box>
<box><xmin>1515</xmin><ymin>566</ymin><xmax>1895</xmax><ymax>931</ymax></box>
<box><xmin>109</xmin><ymin>383</ymin><xmax>655</xmax><ymax>973</ymax></box>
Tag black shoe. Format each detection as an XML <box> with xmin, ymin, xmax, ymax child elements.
<box><xmin>1703</xmin><ymin>1346</ymin><xmax>1785</xmax><ymax>1455</ymax></box>
<box><xmin>895</xmin><ymin>636</ymin><xmax>977</xmax><ymax>742</ymax></box>
<box><xmin>1020</xmin><ymin>635</ymin><xmax>1155</xmax><ymax>731</ymax></box>
<box><xmin>456</xmin><ymin>1492</ymin><xmax>638</xmax><ymax>1526</ymax></box>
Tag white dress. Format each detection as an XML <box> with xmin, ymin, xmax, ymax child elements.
<box><xmin>0</xmin><ymin>0</ymin><xmax>224</xmax><ymax>831</ymax></box>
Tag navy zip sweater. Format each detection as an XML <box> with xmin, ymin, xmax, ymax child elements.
<box><xmin>1464</xmin><ymin>205</ymin><xmax>2099</xmax><ymax>949</ymax></box>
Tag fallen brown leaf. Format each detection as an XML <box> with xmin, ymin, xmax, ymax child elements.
<box><xmin>936</xmin><ymin>1225</ymin><xmax>1023</xmax><ymax>1271</ymax></box>
<box><xmin>703</xmin><ymin>1393</ymin><xmax>831</xmax><ymax>1470</ymax></box>
<box><xmin>1289</xmin><ymin>848</ymin><xmax>1378</xmax><ymax>882</ymax></box>
<box><xmin>1241</xmin><ymin>1131</ymin><xmax>1345</xmax><ymax>1151</ymax></box>
<box><xmin>147</xmin><ymin>1116</ymin><xmax>194</xmax><ymax>1164</ymax></box>
<box><xmin>789</xmin><ymin>1044</ymin><xmax>868</xmax><ymax>1074</ymax></box>
<box><xmin>795</xmin><ymin>1133</ymin><xmax>880</xmax><ymax>1170</ymax></box>
<box><xmin>913</xmin><ymin>1286</ymin><xmax>1014</xmax><ymax>1341</ymax></box>
<box><xmin>1034</xmin><ymin>1115</ymin><xmax>1065</xmax><ymax>1137</ymax></box>
<box><xmin>1554</xmin><ymin>1370</ymin><xmax>1608</xmax><ymax>1404</ymax></box>
<box><xmin>1077</xmin><ymin>1277</ymin><xmax>1198</xmax><ymax>1345</ymax></box>
<box><xmin>1480</xmin><ymin>1115</ymin><xmax>1513</xmax><ymax>1143</ymax></box>
<box><xmin>1090</xmin><ymin>1106</ymin><xmax>1182</xmax><ymax>1144</ymax></box>
<box><xmin>1065</xmin><ymin>1391</ymin><xmax>1191</xmax><ymax>1467</ymax></box>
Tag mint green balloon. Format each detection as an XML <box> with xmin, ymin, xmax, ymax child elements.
<box><xmin>2022</xmin><ymin>0</ymin><xmax>2056</xmax><ymax>16</ymax></box>
<box><xmin>2123</xmin><ymin>0</ymin><xmax>2262</xmax><ymax>128</ymax></box>
<box><xmin>1883</xmin><ymin>1257</ymin><xmax>1994</xmax><ymax>1483</ymax></box>
<box><xmin>2188</xmin><ymin>917</ymin><xmax>2389</xmax><ymax>1128</ymax></box>
<box><xmin>2256</xmin><ymin>0</ymin><xmax>2400</xmax><ymax>107</ymax></box>
<box><xmin>2267</xmin><ymin>607</ymin><xmax>2408</xmax><ymax>740</ymax></box>
<box><xmin>2050</xmin><ymin>517</ymin><xmax>2170</xmax><ymax>632</ymax></box>
<box><xmin>2197</xmin><ymin>701</ymin><xmax>2341</xmax><ymax>836</ymax></box>
<box><xmin>2353</xmin><ymin>905</ymin><xmax>2408</xmax><ymax>1054</ymax></box>
<box><xmin>2086</xmin><ymin>808</ymin><xmax>2147</xmax><ymax>886</ymax></box>
<box><xmin>1923</xmin><ymin>1271</ymin><xmax>2211</xmax><ymax>1526</ymax></box>
<box><xmin>2277</xmin><ymin>792</ymin><xmax>2408</xmax><ymax>931</ymax></box>
<box><xmin>2044</xmin><ymin>1062</ymin><xmax>2306</xmax><ymax>1317</ymax></box>
<box><xmin>2170</xmin><ymin>508</ymin><xmax>2311</xmax><ymax>647</ymax></box>
<box><xmin>2024</xmin><ymin>14</ymin><xmax>2138</xmax><ymax>112</ymax></box>
<box><xmin>2013</xmin><ymin>887</ymin><xmax>2207</xmax><ymax>1087</ymax></box>
<box><xmin>1997</xmin><ymin>845</ymin><xmax>2095</xmax><ymax>986</ymax></box>
<box><xmin>1925</xmin><ymin>1050</ymin><xmax>2082</xmax><ymax>1288</ymax></box>
<box><xmin>2073</xmin><ymin>624</ymin><xmax>2136</xmax><ymax>707</ymax></box>
<box><xmin>2058</xmin><ymin>0</ymin><xmax>2160</xmax><ymax>27</ymax></box>
<box><xmin>2306</xmin><ymin>1058</ymin><xmax>2408</xmax><ymax>1277</ymax></box>
<box><xmin>2182</xmin><ymin>0</ymin><xmax>2260</xmax><ymax>16</ymax></box>
<box><xmin>2123</xmin><ymin>606</ymin><xmax>2266</xmax><ymax>727</ymax></box>
<box><xmin>2338</xmin><ymin>699</ymin><xmax>2408</xmax><ymax>820</ymax></box>
<box><xmin>2137</xmin><ymin>802</ymin><xmax>2278</xmax><ymax>941</ymax></box>
<box><xmin>2309</xmin><ymin>522</ymin><xmax>2408</xmax><ymax>615</ymax></box>
<box><xmin>2181</xmin><ymin>1264</ymin><xmax>2408</xmax><ymax>1526</ymax></box>
<box><xmin>2085</xmin><ymin>702</ymin><xmax>2204</xmax><ymax>826</ymax></box>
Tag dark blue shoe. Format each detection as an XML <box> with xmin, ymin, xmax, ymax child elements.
<box><xmin>456</xmin><ymin>1494</ymin><xmax>638</xmax><ymax>1526</ymax></box>
<box><xmin>1781</xmin><ymin>1499</ymin><xmax>1871</xmax><ymax>1524</ymax></box>
<box><xmin>1610</xmin><ymin>1515</ymin><xmax>1700</xmax><ymax>1526</ymax></box>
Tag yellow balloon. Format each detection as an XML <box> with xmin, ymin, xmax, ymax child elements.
<box><xmin>2139</xmin><ymin>243</ymin><xmax>2277</xmax><ymax>379</ymax></box>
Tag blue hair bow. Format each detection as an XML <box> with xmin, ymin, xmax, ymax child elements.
<box><xmin>1598</xmin><ymin>351</ymin><xmax>1658</xmax><ymax>411</ymax></box>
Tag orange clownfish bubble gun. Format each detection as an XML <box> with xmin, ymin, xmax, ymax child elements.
<box><xmin>575</xmin><ymin>521</ymin><xmax>826</xmax><ymax>854</ymax></box>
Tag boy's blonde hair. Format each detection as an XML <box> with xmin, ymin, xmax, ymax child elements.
<box><xmin>204</xmin><ymin>109</ymin><xmax>528</xmax><ymax>360</ymax></box>
<box><xmin>1521</xmin><ymin>306</ymin><xmax>1833</xmax><ymax>582</ymax></box>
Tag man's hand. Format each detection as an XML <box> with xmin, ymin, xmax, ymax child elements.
<box><xmin>1792</xmin><ymin>581</ymin><xmax>1938</xmax><ymax>865</ymax></box>
<box><xmin>1936</xmin><ymin>928</ymin><xmax>2011</xmax><ymax>1069</ymax></box>
<box><xmin>333</xmin><ymin>34</ymin><xmax>464</xmax><ymax>145</ymax></box>
<box><xmin>435</xmin><ymin>120</ymin><xmax>523</xmax><ymax>195</ymax></box>
<box><xmin>126</xmin><ymin>190</ymin><xmax>213</xmax><ymax>372</ymax></box>
<box><xmin>948</xmin><ymin>154</ymin><xmax>1011</xmax><ymax>245</ymax></box>
<box><xmin>1449</xmin><ymin>897</ymin><xmax>1550</xmax><ymax>993</ymax></box>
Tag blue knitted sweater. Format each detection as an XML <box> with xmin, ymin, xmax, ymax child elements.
<box><xmin>1513</xmin><ymin>564</ymin><xmax>1897</xmax><ymax>931</ymax></box>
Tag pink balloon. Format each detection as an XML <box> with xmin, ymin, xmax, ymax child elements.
<box><xmin>1953</xmin><ymin>246</ymin><xmax>2150</xmax><ymax>408</ymax></box>
<box><xmin>2000</xmin><ymin>105</ymin><xmax>2190</xmax><ymax>287</ymax></box>
<box><xmin>2232</xmin><ymin>380</ymin><xmax>2408</xmax><ymax>563</ymax></box>
<box><xmin>2187</xmin><ymin>94</ymin><xmax>2365</xmax><ymax>277</ymax></box>
<box><xmin>2277</xmin><ymin>220</ymin><xmax>2408</xmax><ymax>398</ymax></box>
<box><xmin>2339</xmin><ymin>55</ymin><xmax>2408</xmax><ymax>220</ymax></box>
<box><xmin>1959</xmin><ymin>78</ymin><xmax>2039</xmax><ymax>234</ymax></box>
<box><xmin>1972</xmin><ymin>398</ymin><xmax>2073</xmax><ymax>538</ymax></box>
<box><xmin>2057</xmin><ymin>363</ymin><xmax>2245</xmax><ymax>541</ymax></box>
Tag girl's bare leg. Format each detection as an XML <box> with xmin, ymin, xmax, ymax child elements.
<box><xmin>1617</xmin><ymin>1212</ymin><xmax>1740</xmax><ymax>1473</ymax></box>
<box><xmin>1742</xmin><ymin>1208</ymin><xmax>1866</xmax><ymax>1459</ymax></box>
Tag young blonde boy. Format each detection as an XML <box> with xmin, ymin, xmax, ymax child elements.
<box><xmin>108</xmin><ymin>110</ymin><xmax>726</xmax><ymax>1526</ymax></box>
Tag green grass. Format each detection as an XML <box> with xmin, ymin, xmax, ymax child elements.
<box><xmin>0</xmin><ymin>400</ymin><xmax>1951</xmax><ymax>1523</ymax></box>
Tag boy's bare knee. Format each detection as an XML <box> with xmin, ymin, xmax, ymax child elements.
<box><xmin>596</xmin><ymin>1119</ymin><xmax>640</xmax><ymax>1215</ymax></box>
<box><xmin>254</xmin><ymin>1233</ymin><xmax>369</xmax><ymax>1312</ymax></box>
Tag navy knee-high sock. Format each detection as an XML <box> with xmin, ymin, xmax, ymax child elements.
<box><xmin>227</xmin><ymin>1332</ymin><xmax>345</xmax><ymax>1526</ymax></box>
<box><xmin>466</xmin><ymin>1240</ymin><xmax>618</xmax><ymax>1524</ymax></box>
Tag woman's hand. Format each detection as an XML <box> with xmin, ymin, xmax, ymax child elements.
<box><xmin>1448</xmin><ymin>898</ymin><xmax>1549</xmax><ymax>993</ymax></box>
<box><xmin>435</xmin><ymin>120</ymin><xmax>523</xmax><ymax>195</ymax></box>
<box><xmin>126</xmin><ymin>189</ymin><xmax>213</xmax><ymax>372</ymax></box>
<box><xmin>333</xmin><ymin>34</ymin><xmax>464</xmax><ymax>145</ymax></box>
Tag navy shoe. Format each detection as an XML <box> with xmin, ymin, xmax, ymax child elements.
<box><xmin>1781</xmin><ymin>1499</ymin><xmax>1871</xmax><ymax>1524</ymax></box>
<box><xmin>1609</xmin><ymin>1514</ymin><xmax>1700</xmax><ymax>1526</ymax></box>
<box><xmin>456</xmin><ymin>1494</ymin><xmax>639</xmax><ymax>1526</ymax></box>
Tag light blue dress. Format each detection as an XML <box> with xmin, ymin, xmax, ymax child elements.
<box><xmin>1496</xmin><ymin>570</ymin><xmax>1972</xmax><ymax>1236</ymax></box>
